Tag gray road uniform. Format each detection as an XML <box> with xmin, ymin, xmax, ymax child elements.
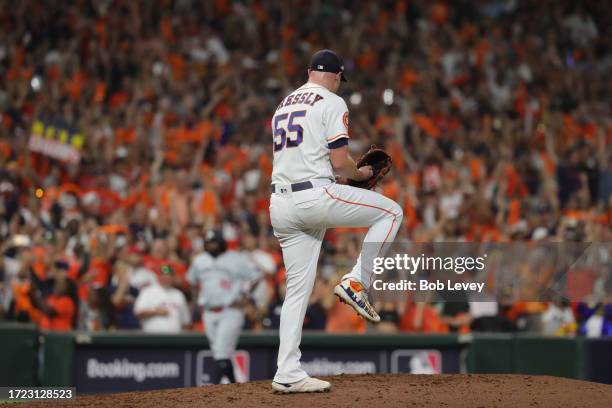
<box><xmin>187</xmin><ymin>250</ymin><xmax>260</xmax><ymax>364</ymax></box>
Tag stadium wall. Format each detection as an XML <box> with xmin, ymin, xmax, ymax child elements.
<box><xmin>0</xmin><ymin>323</ymin><xmax>39</xmax><ymax>387</ymax></box>
<box><xmin>1</xmin><ymin>324</ymin><xmax>610</xmax><ymax>391</ymax></box>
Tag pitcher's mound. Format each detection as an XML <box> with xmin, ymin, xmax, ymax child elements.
<box><xmin>18</xmin><ymin>374</ymin><xmax>612</xmax><ymax>408</ymax></box>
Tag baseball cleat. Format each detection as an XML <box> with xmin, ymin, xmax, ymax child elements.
<box><xmin>272</xmin><ymin>377</ymin><xmax>331</xmax><ymax>393</ymax></box>
<box><xmin>334</xmin><ymin>279</ymin><xmax>380</xmax><ymax>323</ymax></box>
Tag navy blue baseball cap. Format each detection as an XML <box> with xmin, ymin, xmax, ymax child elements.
<box><xmin>309</xmin><ymin>49</ymin><xmax>347</xmax><ymax>82</ymax></box>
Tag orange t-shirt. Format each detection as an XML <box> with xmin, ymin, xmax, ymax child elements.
<box><xmin>400</xmin><ymin>69</ymin><xmax>419</xmax><ymax>89</ymax></box>
<box><xmin>399</xmin><ymin>304</ymin><xmax>448</xmax><ymax>333</ymax></box>
<box><xmin>325</xmin><ymin>300</ymin><xmax>366</xmax><ymax>333</ymax></box>
<box><xmin>40</xmin><ymin>296</ymin><xmax>75</xmax><ymax>331</ymax></box>
<box><xmin>11</xmin><ymin>281</ymin><xmax>42</xmax><ymax>323</ymax></box>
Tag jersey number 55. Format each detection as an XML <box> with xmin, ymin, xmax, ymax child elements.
<box><xmin>273</xmin><ymin>110</ymin><xmax>306</xmax><ymax>152</ymax></box>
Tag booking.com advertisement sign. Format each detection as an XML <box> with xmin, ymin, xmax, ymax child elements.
<box><xmin>73</xmin><ymin>346</ymin><xmax>460</xmax><ymax>393</ymax></box>
<box><xmin>73</xmin><ymin>348</ymin><xmax>266</xmax><ymax>393</ymax></box>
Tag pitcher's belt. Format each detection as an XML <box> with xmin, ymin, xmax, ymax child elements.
<box><xmin>271</xmin><ymin>179</ymin><xmax>334</xmax><ymax>194</ymax></box>
<box><xmin>271</xmin><ymin>181</ymin><xmax>312</xmax><ymax>194</ymax></box>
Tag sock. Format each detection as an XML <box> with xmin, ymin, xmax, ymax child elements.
<box><xmin>216</xmin><ymin>359</ymin><xmax>236</xmax><ymax>383</ymax></box>
<box><xmin>210</xmin><ymin>359</ymin><xmax>222</xmax><ymax>384</ymax></box>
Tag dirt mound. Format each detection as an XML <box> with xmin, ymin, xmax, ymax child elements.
<box><xmin>14</xmin><ymin>374</ymin><xmax>612</xmax><ymax>408</ymax></box>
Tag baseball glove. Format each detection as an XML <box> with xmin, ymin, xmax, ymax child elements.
<box><xmin>347</xmin><ymin>145</ymin><xmax>392</xmax><ymax>190</ymax></box>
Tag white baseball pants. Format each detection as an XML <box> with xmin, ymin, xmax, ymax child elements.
<box><xmin>270</xmin><ymin>181</ymin><xmax>403</xmax><ymax>383</ymax></box>
<box><xmin>203</xmin><ymin>308</ymin><xmax>244</xmax><ymax>360</ymax></box>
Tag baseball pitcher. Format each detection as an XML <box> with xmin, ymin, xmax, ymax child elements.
<box><xmin>269</xmin><ymin>50</ymin><xmax>403</xmax><ymax>393</ymax></box>
<box><xmin>187</xmin><ymin>230</ymin><xmax>260</xmax><ymax>384</ymax></box>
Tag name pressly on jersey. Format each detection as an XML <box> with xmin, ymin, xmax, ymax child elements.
<box><xmin>271</xmin><ymin>83</ymin><xmax>349</xmax><ymax>185</ymax></box>
<box><xmin>275</xmin><ymin>91</ymin><xmax>324</xmax><ymax>111</ymax></box>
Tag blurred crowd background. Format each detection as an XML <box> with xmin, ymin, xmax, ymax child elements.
<box><xmin>1</xmin><ymin>0</ymin><xmax>611</xmax><ymax>336</ymax></box>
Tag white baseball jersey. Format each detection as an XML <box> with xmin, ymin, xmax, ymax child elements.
<box><xmin>271</xmin><ymin>82</ymin><xmax>349</xmax><ymax>185</ymax></box>
<box><xmin>269</xmin><ymin>82</ymin><xmax>405</xmax><ymax>384</ymax></box>
<box><xmin>133</xmin><ymin>284</ymin><xmax>190</xmax><ymax>333</ymax></box>
<box><xmin>187</xmin><ymin>251</ymin><xmax>260</xmax><ymax>309</ymax></box>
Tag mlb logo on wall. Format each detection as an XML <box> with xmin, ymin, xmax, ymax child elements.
<box><xmin>195</xmin><ymin>350</ymin><xmax>250</xmax><ymax>385</ymax></box>
<box><xmin>232</xmin><ymin>352</ymin><xmax>249</xmax><ymax>382</ymax></box>
<box><xmin>390</xmin><ymin>350</ymin><xmax>442</xmax><ymax>374</ymax></box>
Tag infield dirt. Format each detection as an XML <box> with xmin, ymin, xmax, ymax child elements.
<box><xmin>10</xmin><ymin>374</ymin><xmax>612</xmax><ymax>408</ymax></box>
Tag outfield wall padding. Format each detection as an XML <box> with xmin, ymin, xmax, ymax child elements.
<box><xmin>1</xmin><ymin>324</ymin><xmax>610</xmax><ymax>390</ymax></box>
<box><xmin>0</xmin><ymin>323</ymin><xmax>38</xmax><ymax>386</ymax></box>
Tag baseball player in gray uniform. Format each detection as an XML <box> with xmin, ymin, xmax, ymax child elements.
<box><xmin>187</xmin><ymin>230</ymin><xmax>260</xmax><ymax>384</ymax></box>
<box><xmin>269</xmin><ymin>50</ymin><xmax>403</xmax><ymax>393</ymax></box>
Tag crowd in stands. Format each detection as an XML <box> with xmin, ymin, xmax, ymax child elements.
<box><xmin>1</xmin><ymin>0</ymin><xmax>611</xmax><ymax>336</ymax></box>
